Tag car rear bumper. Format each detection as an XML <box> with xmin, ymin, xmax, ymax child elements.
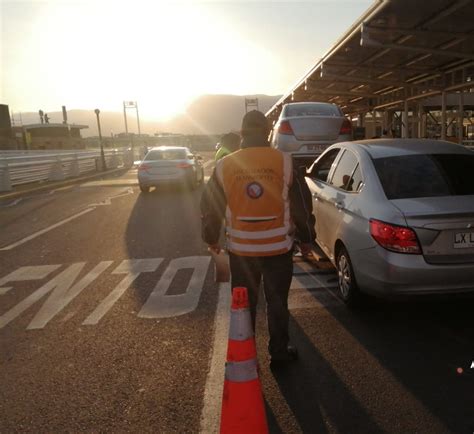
<box><xmin>274</xmin><ymin>135</ymin><xmax>351</xmax><ymax>154</ymax></box>
<box><xmin>138</xmin><ymin>170</ymin><xmax>192</xmax><ymax>186</ymax></box>
<box><xmin>350</xmin><ymin>245</ymin><xmax>474</xmax><ymax>296</ymax></box>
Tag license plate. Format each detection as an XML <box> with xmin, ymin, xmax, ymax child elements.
<box><xmin>306</xmin><ymin>144</ymin><xmax>326</xmax><ymax>152</ymax></box>
<box><xmin>453</xmin><ymin>232</ymin><xmax>474</xmax><ymax>249</ymax></box>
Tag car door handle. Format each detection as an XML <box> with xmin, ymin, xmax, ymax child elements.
<box><xmin>334</xmin><ymin>201</ymin><xmax>344</xmax><ymax>210</ymax></box>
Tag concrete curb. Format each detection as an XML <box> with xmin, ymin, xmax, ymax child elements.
<box><xmin>0</xmin><ymin>167</ymin><xmax>129</xmax><ymax>202</ymax></box>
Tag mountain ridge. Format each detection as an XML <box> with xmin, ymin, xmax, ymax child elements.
<box><xmin>13</xmin><ymin>94</ymin><xmax>282</xmax><ymax>137</ymax></box>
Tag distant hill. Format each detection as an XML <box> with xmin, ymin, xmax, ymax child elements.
<box><xmin>15</xmin><ymin>94</ymin><xmax>281</xmax><ymax>137</ymax></box>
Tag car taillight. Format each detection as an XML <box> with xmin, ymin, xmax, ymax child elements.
<box><xmin>278</xmin><ymin>120</ymin><xmax>294</xmax><ymax>135</ymax></box>
<box><xmin>138</xmin><ymin>163</ymin><xmax>150</xmax><ymax>171</ymax></box>
<box><xmin>370</xmin><ymin>219</ymin><xmax>421</xmax><ymax>254</ymax></box>
<box><xmin>339</xmin><ymin>119</ymin><xmax>352</xmax><ymax>135</ymax></box>
<box><xmin>176</xmin><ymin>162</ymin><xmax>192</xmax><ymax>169</ymax></box>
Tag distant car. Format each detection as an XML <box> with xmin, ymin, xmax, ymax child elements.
<box><xmin>137</xmin><ymin>146</ymin><xmax>204</xmax><ymax>193</ymax></box>
<box><xmin>305</xmin><ymin>139</ymin><xmax>474</xmax><ymax>306</ymax></box>
<box><xmin>270</xmin><ymin>102</ymin><xmax>352</xmax><ymax>166</ymax></box>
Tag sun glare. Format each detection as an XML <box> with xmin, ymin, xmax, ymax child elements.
<box><xmin>12</xmin><ymin>0</ymin><xmax>281</xmax><ymax>121</ymax></box>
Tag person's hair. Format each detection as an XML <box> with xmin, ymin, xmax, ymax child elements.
<box><xmin>241</xmin><ymin>110</ymin><xmax>270</xmax><ymax>138</ymax></box>
<box><xmin>220</xmin><ymin>132</ymin><xmax>240</xmax><ymax>151</ymax></box>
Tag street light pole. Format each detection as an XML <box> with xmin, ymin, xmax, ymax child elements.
<box><xmin>95</xmin><ymin>108</ymin><xmax>107</xmax><ymax>171</ymax></box>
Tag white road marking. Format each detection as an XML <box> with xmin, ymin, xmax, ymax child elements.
<box><xmin>290</xmin><ymin>273</ymin><xmax>336</xmax><ymax>290</ymax></box>
<box><xmin>138</xmin><ymin>256</ymin><xmax>211</xmax><ymax>319</ymax></box>
<box><xmin>293</xmin><ymin>261</ymin><xmax>334</xmax><ymax>275</ymax></box>
<box><xmin>203</xmin><ymin>160</ymin><xmax>214</xmax><ymax>169</ymax></box>
<box><xmin>0</xmin><ymin>265</ymin><xmax>61</xmax><ymax>295</ymax></box>
<box><xmin>199</xmin><ymin>282</ymin><xmax>231</xmax><ymax>434</ymax></box>
<box><xmin>81</xmin><ymin>179</ymin><xmax>138</xmax><ymax>187</ymax></box>
<box><xmin>52</xmin><ymin>186</ymin><xmax>74</xmax><ymax>192</ymax></box>
<box><xmin>0</xmin><ymin>208</ymin><xmax>95</xmax><ymax>251</ymax></box>
<box><xmin>27</xmin><ymin>261</ymin><xmax>113</xmax><ymax>329</ymax></box>
<box><xmin>1</xmin><ymin>198</ymin><xmax>22</xmax><ymax>208</ymax></box>
<box><xmin>88</xmin><ymin>187</ymin><xmax>134</xmax><ymax>207</ymax></box>
<box><xmin>83</xmin><ymin>258</ymin><xmax>162</xmax><ymax>325</ymax></box>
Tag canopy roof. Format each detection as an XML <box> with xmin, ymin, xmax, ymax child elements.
<box><xmin>266</xmin><ymin>0</ymin><xmax>474</xmax><ymax>122</ymax></box>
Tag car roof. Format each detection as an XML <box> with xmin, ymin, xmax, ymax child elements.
<box><xmin>148</xmin><ymin>146</ymin><xmax>189</xmax><ymax>152</ymax></box>
<box><xmin>344</xmin><ymin>139</ymin><xmax>473</xmax><ymax>159</ymax></box>
<box><xmin>284</xmin><ymin>101</ymin><xmax>337</xmax><ymax>107</ymax></box>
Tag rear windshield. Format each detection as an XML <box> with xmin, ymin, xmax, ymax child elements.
<box><xmin>285</xmin><ymin>103</ymin><xmax>341</xmax><ymax>117</ymax></box>
<box><xmin>145</xmin><ymin>149</ymin><xmax>187</xmax><ymax>160</ymax></box>
<box><xmin>373</xmin><ymin>154</ymin><xmax>474</xmax><ymax>199</ymax></box>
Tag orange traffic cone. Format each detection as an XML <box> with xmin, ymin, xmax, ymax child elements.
<box><xmin>220</xmin><ymin>287</ymin><xmax>269</xmax><ymax>434</ymax></box>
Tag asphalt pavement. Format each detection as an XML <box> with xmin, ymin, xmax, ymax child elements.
<box><xmin>0</xmin><ymin>156</ymin><xmax>473</xmax><ymax>433</ymax></box>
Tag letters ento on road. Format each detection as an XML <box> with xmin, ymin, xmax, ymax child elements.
<box><xmin>0</xmin><ymin>256</ymin><xmax>211</xmax><ymax>330</ymax></box>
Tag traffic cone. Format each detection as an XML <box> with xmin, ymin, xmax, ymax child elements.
<box><xmin>220</xmin><ymin>287</ymin><xmax>269</xmax><ymax>434</ymax></box>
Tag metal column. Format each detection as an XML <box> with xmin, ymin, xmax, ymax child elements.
<box><xmin>441</xmin><ymin>91</ymin><xmax>447</xmax><ymax>140</ymax></box>
<box><xmin>458</xmin><ymin>92</ymin><xmax>464</xmax><ymax>144</ymax></box>
<box><xmin>417</xmin><ymin>104</ymin><xmax>425</xmax><ymax>138</ymax></box>
<box><xmin>402</xmin><ymin>100</ymin><xmax>409</xmax><ymax>138</ymax></box>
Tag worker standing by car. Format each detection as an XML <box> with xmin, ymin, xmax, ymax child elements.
<box><xmin>214</xmin><ymin>132</ymin><xmax>240</xmax><ymax>161</ymax></box>
<box><xmin>201</xmin><ymin>110</ymin><xmax>315</xmax><ymax>366</ymax></box>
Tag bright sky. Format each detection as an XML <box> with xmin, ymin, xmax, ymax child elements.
<box><xmin>1</xmin><ymin>0</ymin><xmax>372</xmax><ymax>120</ymax></box>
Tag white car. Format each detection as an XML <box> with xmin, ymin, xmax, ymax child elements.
<box><xmin>271</xmin><ymin>102</ymin><xmax>352</xmax><ymax>166</ymax></box>
<box><xmin>137</xmin><ymin>146</ymin><xmax>204</xmax><ymax>193</ymax></box>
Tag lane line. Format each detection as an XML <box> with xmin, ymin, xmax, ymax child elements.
<box><xmin>0</xmin><ymin>208</ymin><xmax>95</xmax><ymax>251</ymax></box>
<box><xmin>200</xmin><ymin>282</ymin><xmax>231</xmax><ymax>433</ymax></box>
<box><xmin>1</xmin><ymin>198</ymin><xmax>22</xmax><ymax>208</ymax></box>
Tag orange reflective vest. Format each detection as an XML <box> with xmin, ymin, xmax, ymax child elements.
<box><xmin>215</xmin><ymin>147</ymin><xmax>294</xmax><ymax>257</ymax></box>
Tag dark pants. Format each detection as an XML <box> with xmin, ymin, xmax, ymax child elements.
<box><xmin>229</xmin><ymin>250</ymin><xmax>293</xmax><ymax>357</ymax></box>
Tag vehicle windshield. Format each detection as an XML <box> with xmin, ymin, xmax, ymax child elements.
<box><xmin>373</xmin><ymin>154</ymin><xmax>474</xmax><ymax>199</ymax></box>
<box><xmin>285</xmin><ymin>103</ymin><xmax>341</xmax><ymax>117</ymax></box>
<box><xmin>145</xmin><ymin>149</ymin><xmax>187</xmax><ymax>161</ymax></box>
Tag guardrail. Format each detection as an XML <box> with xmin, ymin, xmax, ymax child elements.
<box><xmin>0</xmin><ymin>149</ymin><xmax>135</xmax><ymax>192</ymax></box>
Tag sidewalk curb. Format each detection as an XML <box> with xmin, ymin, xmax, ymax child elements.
<box><xmin>0</xmin><ymin>167</ymin><xmax>130</xmax><ymax>202</ymax></box>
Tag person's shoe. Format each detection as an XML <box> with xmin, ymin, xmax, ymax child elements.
<box><xmin>270</xmin><ymin>345</ymin><xmax>298</xmax><ymax>367</ymax></box>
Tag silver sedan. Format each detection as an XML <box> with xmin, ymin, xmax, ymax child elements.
<box><xmin>306</xmin><ymin>139</ymin><xmax>474</xmax><ymax>306</ymax></box>
<box><xmin>137</xmin><ymin>146</ymin><xmax>204</xmax><ymax>193</ymax></box>
<box><xmin>270</xmin><ymin>102</ymin><xmax>352</xmax><ymax>165</ymax></box>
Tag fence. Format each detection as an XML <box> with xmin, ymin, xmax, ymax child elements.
<box><xmin>0</xmin><ymin>149</ymin><xmax>135</xmax><ymax>192</ymax></box>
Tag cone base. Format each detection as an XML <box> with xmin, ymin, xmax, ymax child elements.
<box><xmin>220</xmin><ymin>379</ymin><xmax>268</xmax><ymax>434</ymax></box>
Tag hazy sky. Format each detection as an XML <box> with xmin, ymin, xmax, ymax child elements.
<box><xmin>1</xmin><ymin>0</ymin><xmax>372</xmax><ymax>120</ymax></box>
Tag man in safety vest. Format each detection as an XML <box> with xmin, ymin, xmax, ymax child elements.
<box><xmin>201</xmin><ymin>110</ymin><xmax>315</xmax><ymax>366</ymax></box>
<box><xmin>215</xmin><ymin>132</ymin><xmax>240</xmax><ymax>161</ymax></box>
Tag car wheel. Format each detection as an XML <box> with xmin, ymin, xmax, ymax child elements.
<box><xmin>139</xmin><ymin>185</ymin><xmax>150</xmax><ymax>193</ymax></box>
<box><xmin>336</xmin><ymin>246</ymin><xmax>362</xmax><ymax>307</ymax></box>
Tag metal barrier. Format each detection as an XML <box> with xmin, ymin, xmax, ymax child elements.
<box><xmin>0</xmin><ymin>149</ymin><xmax>135</xmax><ymax>192</ymax></box>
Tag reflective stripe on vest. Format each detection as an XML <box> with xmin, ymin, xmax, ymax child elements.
<box><xmin>228</xmin><ymin>237</ymin><xmax>293</xmax><ymax>253</ymax></box>
<box><xmin>226</xmin><ymin>225</ymin><xmax>289</xmax><ymax>240</ymax></box>
<box><xmin>216</xmin><ymin>148</ymin><xmax>294</xmax><ymax>256</ymax></box>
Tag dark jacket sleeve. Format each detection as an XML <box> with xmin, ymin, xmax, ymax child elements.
<box><xmin>200</xmin><ymin>168</ymin><xmax>227</xmax><ymax>245</ymax></box>
<box><xmin>289</xmin><ymin>168</ymin><xmax>316</xmax><ymax>244</ymax></box>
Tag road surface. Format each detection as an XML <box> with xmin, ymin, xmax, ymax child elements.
<box><xmin>1</xmin><ymin>157</ymin><xmax>473</xmax><ymax>433</ymax></box>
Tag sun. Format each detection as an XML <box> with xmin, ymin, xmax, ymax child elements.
<box><xmin>6</xmin><ymin>0</ymin><xmax>282</xmax><ymax>120</ymax></box>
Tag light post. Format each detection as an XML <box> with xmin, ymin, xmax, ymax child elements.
<box><xmin>94</xmin><ymin>109</ymin><xmax>107</xmax><ymax>171</ymax></box>
<box><xmin>123</xmin><ymin>101</ymin><xmax>141</xmax><ymax>158</ymax></box>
